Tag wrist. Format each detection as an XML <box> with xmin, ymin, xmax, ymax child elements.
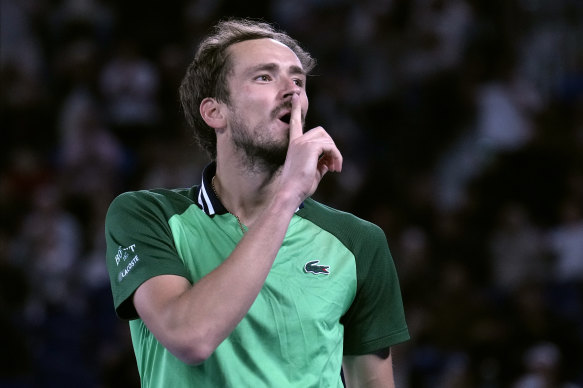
<box><xmin>265</xmin><ymin>189</ymin><xmax>301</xmax><ymax>219</ymax></box>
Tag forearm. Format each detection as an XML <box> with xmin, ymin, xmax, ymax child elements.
<box><xmin>134</xmin><ymin>191</ymin><xmax>298</xmax><ymax>364</ymax></box>
<box><xmin>182</xmin><ymin>193</ymin><xmax>296</xmax><ymax>347</ymax></box>
<box><xmin>343</xmin><ymin>353</ymin><xmax>395</xmax><ymax>388</ymax></box>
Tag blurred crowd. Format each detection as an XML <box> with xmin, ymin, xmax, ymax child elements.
<box><xmin>1</xmin><ymin>0</ymin><xmax>582</xmax><ymax>387</ymax></box>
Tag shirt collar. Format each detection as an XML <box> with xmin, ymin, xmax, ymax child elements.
<box><xmin>196</xmin><ymin>161</ymin><xmax>304</xmax><ymax>217</ymax></box>
<box><xmin>197</xmin><ymin>162</ymin><xmax>227</xmax><ymax>216</ymax></box>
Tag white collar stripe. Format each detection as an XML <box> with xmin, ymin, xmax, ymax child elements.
<box><xmin>201</xmin><ymin>182</ymin><xmax>215</xmax><ymax>215</ymax></box>
<box><xmin>197</xmin><ymin>188</ymin><xmax>207</xmax><ymax>213</ymax></box>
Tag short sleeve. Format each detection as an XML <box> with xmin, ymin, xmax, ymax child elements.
<box><xmin>105</xmin><ymin>191</ymin><xmax>191</xmax><ymax>320</ymax></box>
<box><xmin>341</xmin><ymin>225</ymin><xmax>410</xmax><ymax>355</ymax></box>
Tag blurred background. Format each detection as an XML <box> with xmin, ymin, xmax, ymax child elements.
<box><xmin>1</xmin><ymin>0</ymin><xmax>582</xmax><ymax>387</ymax></box>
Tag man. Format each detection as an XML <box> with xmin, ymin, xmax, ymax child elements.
<box><xmin>105</xmin><ymin>18</ymin><xmax>409</xmax><ymax>387</ymax></box>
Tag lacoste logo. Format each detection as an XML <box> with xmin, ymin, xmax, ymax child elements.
<box><xmin>304</xmin><ymin>260</ymin><xmax>330</xmax><ymax>275</ymax></box>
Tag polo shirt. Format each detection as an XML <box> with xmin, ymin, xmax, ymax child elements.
<box><xmin>105</xmin><ymin>162</ymin><xmax>409</xmax><ymax>387</ymax></box>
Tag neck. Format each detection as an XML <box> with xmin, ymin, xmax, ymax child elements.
<box><xmin>213</xmin><ymin>156</ymin><xmax>281</xmax><ymax>227</ymax></box>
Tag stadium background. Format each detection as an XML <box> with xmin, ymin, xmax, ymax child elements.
<box><xmin>1</xmin><ymin>0</ymin><xmax>582</xmax><ymax>386</ymax></box>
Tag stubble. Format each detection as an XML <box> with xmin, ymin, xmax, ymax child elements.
<box><xmin>230</xmin><ymin>102</ymin><xmax>297</xmax><ymax>174</ymax></box>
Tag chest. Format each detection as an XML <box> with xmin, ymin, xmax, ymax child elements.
<box><xmin>171</xmin><ymin>213</ymin><xmax>357</xmax><ymax>326</ymax></box>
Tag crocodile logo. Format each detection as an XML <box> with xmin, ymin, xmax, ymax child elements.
<box><xmin>304</xmin><ymin>260</ymin><xmax>330</xmax><ymax>275</ymax></box>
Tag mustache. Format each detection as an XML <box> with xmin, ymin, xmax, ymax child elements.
<box><xmin>270</xmin><ymin>102</ymin><xmax>292</xmax><ymax>120</ymax></box>
<box><xmin>270</xmin><ymin>102</ymin><xmax>305</xmax><ymax>124</ymax></box>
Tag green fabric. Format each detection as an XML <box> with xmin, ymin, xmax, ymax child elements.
<box><xmin>297</xmin><ymin>200</ymin><xmax>410</xmax><ymax>355</ymax></box>
<box><xmin>105</xmin><ymin>188</ymin><xmax>409</xmax><ymax>387</ymax></box>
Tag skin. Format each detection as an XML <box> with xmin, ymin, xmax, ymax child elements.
<box><xmin>133</xmin><ymin>38</ymin><xmax>395</xmax><ymax>387</ymax></box>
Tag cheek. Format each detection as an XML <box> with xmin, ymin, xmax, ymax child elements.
<box><xmin>230</xmin><ymin>93</ymin><xmax>262</xmax><ymax>118</ymax></box>
<box><xmin>302</xmin><ymin>94</ymin><xmax>309</xmax><ymax>115</ymax></box>
<box><xmin>237</xmin><ymin>86</ymin><xmax>272</xmax><ymax>108</ymax></box>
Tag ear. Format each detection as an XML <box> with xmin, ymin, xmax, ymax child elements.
<box><xmin>200</xmin><ymin>97</ymin><xmax>226</xmax><ymax>129</ymax></box>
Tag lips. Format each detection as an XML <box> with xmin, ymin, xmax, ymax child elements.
<box><xmin>272</xmin><ymin>103</ymin><xmax>292</xmax><ymax>124</ymax></box>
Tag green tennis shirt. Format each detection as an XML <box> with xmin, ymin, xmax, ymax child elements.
<box><xmin>105</xmin><ymin>163</ymin><xmax>409</xmax><ymax>387</ymax></box>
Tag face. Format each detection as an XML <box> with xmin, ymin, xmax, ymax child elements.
<box><xmin>223</xmin><ymin>38</ymin><xmax>309</xmax><ymax>170</ymax></box>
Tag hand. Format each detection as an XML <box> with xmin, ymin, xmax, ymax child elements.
<box><xmin>277</xmin><ymin>93</ymin><xmax>343</xmax><ymax>206</ymax></box>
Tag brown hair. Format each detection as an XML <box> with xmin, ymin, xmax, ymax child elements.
<box><xmin>179</xmin><ymin>18</ymin><xmax>316</xmax><ymax>159</ymax></box>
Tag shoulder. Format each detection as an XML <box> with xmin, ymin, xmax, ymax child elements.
<box><xmin>109</xmin><ymin>187</ymin><xmax>197</xmax><ymax>207</ymax></box>
<box><xmin>107</xmin><ymin>187</ymin><xmax>200</xmax><ymax>221</ymax></box>
<box><xmin>297</xmin><ymin>198</ymin><xmax>387</xmax><ymax>252</ymax></box>
<box><xmin>299</xmin><ymin>197</ymin><xmax>385</xmax><ymax>235</ymax></box>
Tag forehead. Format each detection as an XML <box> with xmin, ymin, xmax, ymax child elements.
<box><xmin>227</xmin><ymin>38</ymin><xmax>303</xmax><ymax>74</ymax></box>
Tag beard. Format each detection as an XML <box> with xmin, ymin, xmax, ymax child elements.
<box><xmin>230</xmin><ymin>102</ymin><xmax>296</xmax><ymax>173</ymax></box>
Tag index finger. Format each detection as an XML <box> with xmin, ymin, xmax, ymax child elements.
<box><xmin>289</xmin><ymin>93</ymin><xmax>303</xmax><ymax>142</ymax></box>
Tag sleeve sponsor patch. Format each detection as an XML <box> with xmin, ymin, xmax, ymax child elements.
<box><xmin>115</xmin><ymin>244</ymin><xmax>140</xmax><ymax>282</ymax></box>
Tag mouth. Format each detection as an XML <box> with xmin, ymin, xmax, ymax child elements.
<box><xmin>273</xmin><ymin>103</ymin><xmax>293</xmax><ymax>125</ymax></box>
<box><xmin>278</xmin><ymin>112</ymin><xmax>291</xmax><ymax>124</ymax></box>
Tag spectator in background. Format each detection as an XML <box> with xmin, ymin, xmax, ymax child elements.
<box><xmin>513</xmin><ymin>342</ymin><xmax>579</xmax><ymax>388</ymax></box>
<box><xmin>58</xmin><ymin>89</ymin><xmax>126</xmax><ymax>197</ymax></box>
<box><xmin>489</xmin><ymin>203</ymin><xmax>548</xmax><ymax>293</ymax></box>
<box><xmin>99</xmin><ymin>38</ymin><xmax>160</xmax><ymax>146</ymax></box>
<box><xmin>11</xmin><ymin>184</ymin><xmax>82</xmax><ymax>318</ymax></box>
<box><xmin>547</xmin><ymin>199</ymin><xmax>583</xmax><ymax>284</ymax></box>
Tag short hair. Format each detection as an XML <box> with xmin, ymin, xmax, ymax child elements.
<box><xmin>179</xmin><ymin>18</ymin><xmax>316</xmax><ymax>159</ymax></box>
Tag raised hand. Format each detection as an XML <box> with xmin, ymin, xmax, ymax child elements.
<box><xmin>278</xmin><ymin>93</ymin><xmax>343</xmax><ymax>207</ymax></box>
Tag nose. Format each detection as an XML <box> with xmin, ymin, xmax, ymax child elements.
<box><xmin>281</xmin><ymin>76</ymin><xmax>301</xmax><ymax>100</ymax></box>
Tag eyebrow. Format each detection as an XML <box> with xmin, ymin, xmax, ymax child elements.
<box><xmin>247</xmin><ymin>63</ymin><xmax>306</xmax><ymax>77</ymax></box>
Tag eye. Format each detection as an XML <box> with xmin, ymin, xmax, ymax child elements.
<box><xmin>293</xmin><ymin>78</ymin><xmax>305</xmax><ymax>87</ymax></box>
<box><xmin>255</xmin><ymin>74</ymin><xmax>272</xmax><ymax>82</ymax></box>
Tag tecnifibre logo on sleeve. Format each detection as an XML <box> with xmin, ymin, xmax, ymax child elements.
<box><xmin>115</xmin><ymin>244</ymin><xmax>140</xmax><ymax>282</ymax></box>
